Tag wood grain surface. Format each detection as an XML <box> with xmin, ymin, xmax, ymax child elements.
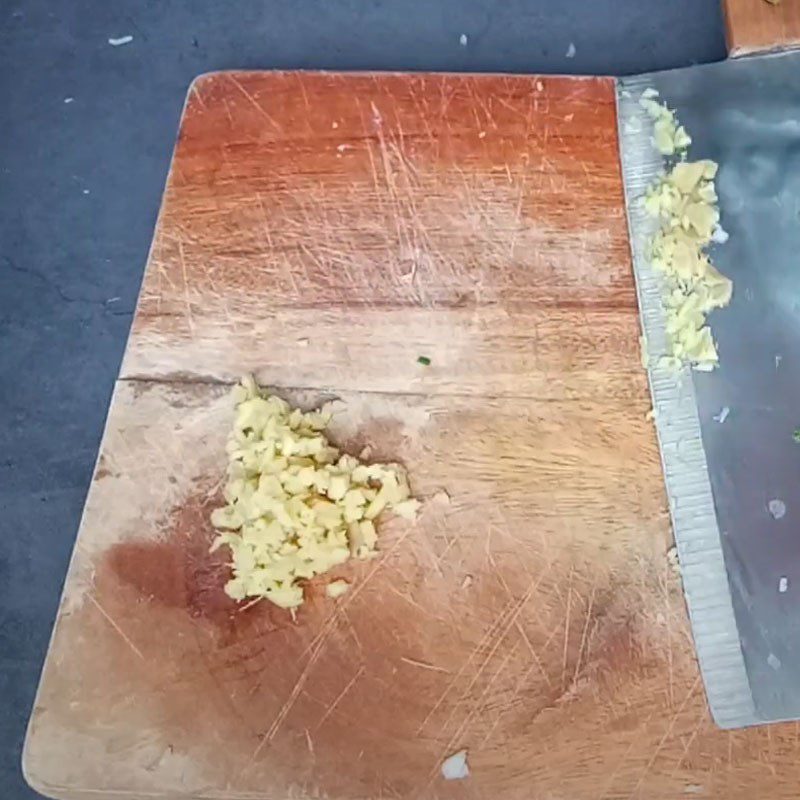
<box><xmin>723</xmin><ymin>0</ymin><xmax>800</xmax><ymax>55</ymax></box>
<box><xmin>24</xmin><ymin>71</ymin><xmax>800</xmax><ymax>800</ymax></box>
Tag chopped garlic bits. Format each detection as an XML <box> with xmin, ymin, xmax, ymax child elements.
<box><xmin>639</xmin><ymin>91</ymin><xmax>733</xmax><ymax>371</ymax></box>
<box><xmin>325</xmin><ymin>579</ymin><xmax>350</xmax><ymax>599</ymax></box>
<box><xmin>639</xmin><ymin>88</ymin><xmax>691</xmax><ymax>156</ymax></box>
<box><xmin>210</xmin><ymin>376</ymin><xmax>419</xmax><ymax>608</ymax></box>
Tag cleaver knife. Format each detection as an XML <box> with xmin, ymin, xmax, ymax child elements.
<box><xmin>618</xmin><ymin>3</ymin><xmax>800</xmax><ymax>728</ymax></box>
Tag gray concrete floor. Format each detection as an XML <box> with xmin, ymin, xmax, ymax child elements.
<box><xmin>0</xmin><ymin>2</ymin><xmax>726</xmax><ymax>797</ymax></box>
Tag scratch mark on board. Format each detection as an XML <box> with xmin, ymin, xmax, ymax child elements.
<box><xmin>227</xmin><ymin>75</ymin><xmax>282</xmax><ymax>132</ymax></box>
<box><xmin>316</xmin><ymin>665</ymin><xmax>365</xmax><ymax>730</ymax></box>
<box><xmin>400</xmin><ymin>656</ymin><xmax>451</xmax><ymax>674</ymax></box>
<box><xmin>626</xmin><ymin>675</ymin><xmax>701</xmax><ymax>798</ymax></box>
<box><xmin>86</xmin><ymin>592</ymin><xmax>145</xmax><ymax>661</ymax></box>
<box><xmin>176</xmin><ymin>237</ymin><xmax>195</xmax><ymax>333</ymax></box>
<box><xmin>561</xmin><ymin>566</ymin><xmax>574</xmax><ymax>691</ymax></box>
<box><xmin>415</xmin><ymin>593</ymin><xmax>518</xmax><ymax>734</ymax></box>
<box><xmin>191</xmin><ymin>84</ymin><xmax>208</xmax><ymax>110</ymax></box>
<box><xmin>431</xmin><ymin>574</ymin><xmax>540</xmax><ymax>743</ymax></box>
<box><xmin>485</xmin><ymin>524</ymin><xmax>551</xmax><ymax>686</ymax></box>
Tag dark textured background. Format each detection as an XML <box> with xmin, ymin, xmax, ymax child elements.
<box><xmin>0</xmin><ymin>2</ymin><xmax>726</xmax><ymax>797</ymax></box>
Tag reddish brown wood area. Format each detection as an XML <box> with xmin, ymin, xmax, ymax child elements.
<box><xmin>24</xmin><ymin>71</ymin><xmax>800</xmax><ymax>800</ymax></box>
<box><xmin>724</xmin><ymin>0</ymin><xmax>800</xmax><ymax>55</ymax></box>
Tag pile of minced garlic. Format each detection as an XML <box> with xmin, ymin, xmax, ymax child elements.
<box><xmin>639</xmin><ymin>89</ymin><xmax>733</xmax><ymax>371</ymax></box>
<box><xmin>210</xmin><ymin>376</ymin><xmax>419</xmax><ymax>608</ymax></box>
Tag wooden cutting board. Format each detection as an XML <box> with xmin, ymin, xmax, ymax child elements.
<box><xmin>724</xmin><ymin>0</ymin><xmax>800</xmax><ymax>55</ymax></box>
<box><xmin>23</xmin><ymin>68</ymin><xmax>800</xmax><ymax>800</ymax></box>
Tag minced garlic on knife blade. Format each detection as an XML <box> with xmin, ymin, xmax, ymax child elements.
<box><xmin>639</xmin><ymin>92</ymin><xmax>733</xmax><ymax>371</ymax></box>
<box><xmin>210</xmin><ymin>376</ymin><xmax>419</xmax><ymax>608</ymax></box>
<box><xmin>639</xmin><ymin>88</ymin><xmax>691</xmax><ymax>157</ymax></box>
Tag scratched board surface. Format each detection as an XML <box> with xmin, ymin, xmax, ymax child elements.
<box><xmin>23</xmin><ymin>72</ymin><xmax>800</xmax><ymax>800</ymax></box>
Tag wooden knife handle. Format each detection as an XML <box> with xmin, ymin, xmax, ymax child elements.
<box><xmin>723</xmin><ymin>0</ymin><xmax>800</xmax><ymax>56</ymax></box>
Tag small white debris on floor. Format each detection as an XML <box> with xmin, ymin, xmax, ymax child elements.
<box><xmin>536</xmin><ymin>80</ymin><xmax>544</xmax><ymax>92</ymax></box>
<box><xmin>82</xmin><ymin>189</ymin><xmax>90</xmax><ymax>195</ymax></box>
<box><xmin>768</xmin><ymin>499</ymin><xmax>786</xmax><ymax>520</ymax></box>
<box><xmin>779</xmin><ymin>576</ymin><xmax>789</xmax><ymax>593</ymax></box>
<box><xmin>776</xmin><ymin>354</ymin><xmax>783</xmax><ymax>369</ymax></box>
<box><xmin>478</xmin><ymin>131</ymin><xmax>486</xmax><ymax>138</ymax></box>
<box><xmin>566</xmin><ymin>42</ymin><xmax>576</xmax><ymax>58</ymax></box>
<box><xmin>767</xmin><ymin>653</ymin><xmax>782</xmax><ymax>671</ymax></box>
<box><xmin>64</xmin><ymin>97</ymin><xmax>74</xmax><ymax>104</ymax></box>
<box><xmin>459</xmin><ymin>33</ymin><xmax>468</xmax><ymax>46</ymax></box>
<box><xmin>108</xmin><ymin>35</ymin><xmax>134</xmax><ymax>46</ymax></box>
<box><xmin>713</xmin><ymin>406</ymin><xmax>730</xmax><ymax>424</ymax></box>
<box><xmin>441</xmin><ymin>749</ymin><xmax>469</xmax><ymax>780</ymax></box>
